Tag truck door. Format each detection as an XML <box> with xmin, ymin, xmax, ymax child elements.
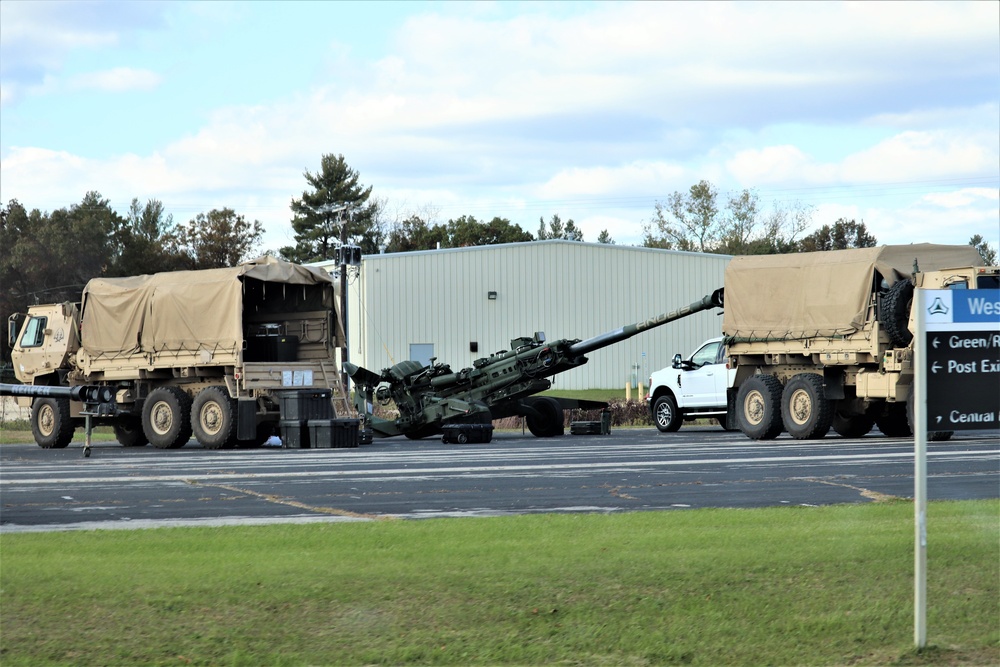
<box><xmin>678</xmin><ymin>340</ymin><xmax>724</xmax><ymax>407</ymax></box>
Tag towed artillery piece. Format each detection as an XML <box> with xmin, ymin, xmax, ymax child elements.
<box><xmin>347</xmin><ymin>289</ymin><xmax>724</xmax><ymax>439</ymax></box>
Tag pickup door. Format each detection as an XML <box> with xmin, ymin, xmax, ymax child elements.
<box><xmin>676</xmin><ymin>340</ymin><xmax>728</xmax><ymax>407</ymax></box>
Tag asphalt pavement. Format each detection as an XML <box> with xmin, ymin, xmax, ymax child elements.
<box><xmin>1</xmin><ymin>426</ymin><xmax>997</xmax><ymax>532</ymax></box>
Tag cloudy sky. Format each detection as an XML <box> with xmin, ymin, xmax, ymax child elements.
<box><xmin>1</xmin><ymin>0</ymin><xmax>997</xmax><ymax>254</ymax></box>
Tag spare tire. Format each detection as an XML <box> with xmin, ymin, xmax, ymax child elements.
<box><xmin>881</xmin><ymin>279</ymin><xmax>914</xmax><ymax>347</ymax></box>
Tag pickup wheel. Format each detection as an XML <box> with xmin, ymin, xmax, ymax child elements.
<box><xmin>524</xmin><ymin>396</ymin><xmax>565</xmax><ymax>437</ymax></box>
<box><xmin>736</xmin><ymin>375</ymin><xmax>783</xmax><ymax>440</ymax></box>
<box><xmin>192</xmin><ymin>386</ymin><xmax>238</xmax><ymax>449</ymax></box>
<box><xmin>143</xmin><ymin>387</ymin><xmax>193</xmax><ymax>449</ymax></box>
<box><xmin>781</xmin><ymin>374</ymin><xmax>833</xmax><ymax>439</ymax></box>
<box><xmin>114</xmin><ymin>418</ymin><xmax>149</xmax><ymax>447</ymax></box>
<box><xmin>653</xmin><ymin>395</ymin><xmax>682</xmax><ymax>432</ymax></box>
<box><xmin>31</xmin><ymin>397</ymin><xmax>75</xmax><ymax>449</ymax></box>
<box><xmin>881</xmin><ymin>279</ymin><xmax>914</xmax><ymax>347</ymax></box>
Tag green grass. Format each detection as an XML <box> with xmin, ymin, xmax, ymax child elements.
<box><xmin>1</xmin><ymin>501</ymin><xmax>997</xmax><ymax>666</ymax></box>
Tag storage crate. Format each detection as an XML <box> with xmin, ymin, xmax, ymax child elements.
<box><xmin>441</xmin><ymin>423</ymin><xmax>494</xmax><ymax>444</ymax></box>
<box><xmin>571</xmin><ymin>410</ymin><xmax>611</xmax><ymax>435</ymax></box>
<box><xmin>308</xmin><ymin>418</ymin><xmax>360</xmax><ymax>448</ymax></box>
<box><xmin>280</xmin><ymin>419</ymin><xmax>309</xmax><ymax>448</ymax></box>
<box><xmin>277</xmin><ymin>389</ymin><xmax>333</xmax><ymax>421</ymax></box>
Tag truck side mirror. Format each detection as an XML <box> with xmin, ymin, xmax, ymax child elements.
<box><xmin>7</xmin><ymin>314</ymin><xmax>25</xmax><ymax>348</ymax></box>
<box><xmin>671</xmin><ymin>353</ymin><xmax>682</xmax><ymax>369</ymax></box>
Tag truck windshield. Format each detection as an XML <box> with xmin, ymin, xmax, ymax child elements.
<box><xmin>19</xmin><ymin>316</ymin><xmax>47</xmax><ymax>348</ymax></box>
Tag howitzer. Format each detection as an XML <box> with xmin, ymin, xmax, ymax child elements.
<box><xmin>347</xmin><ymin>288</ymin><xmax>724</xmax><ymax>439</ymax></box>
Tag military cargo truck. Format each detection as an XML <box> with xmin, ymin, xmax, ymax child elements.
<box><xmin>722</xmin><ymin>243</ymin><xmax>997</xmax><ymax>440</ymax></box>
<box><xmin>8</xmin><ymin>256</ymin><xmax>349</xmax><ymax>449</ymax></box>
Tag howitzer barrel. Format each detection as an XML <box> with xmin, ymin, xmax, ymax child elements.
<box><xmin>0</xmin><ymin>383</ymin><xmax>114</xmax><ymax>403</ymax></box>
<box><xmin>567</xmin><ymin>288</ymin><xmax>724</xmax><ymax>356</ymax></box>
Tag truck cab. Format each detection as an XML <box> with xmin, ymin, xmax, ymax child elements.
<box><xmin>647</xmin><ymin>336</ymin><xmax>734</xmax><ymax>432</ymax></box>
<box><xmin>9</xmin><ymin>303</ymin><xmax>81</xmax><ymax>386</ymax></box>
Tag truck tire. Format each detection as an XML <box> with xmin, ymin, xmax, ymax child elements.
<box><xmin>31</xmin><ymin>396</ymin><xmax>74</xmax><ymax>449</ymax></box>
<box><xmin>524</xmin><ymin>396</ymin><xmax>565</xmax><ymax>437</ymax></box>
<box><xmin>653</xmin><ymin>394</ymin><xmax>682</xmax><ymax>432</ymax></box>
<box><xmin>736</xmin><ymin>375</ymin><xmax>783</xmax><ymax>440</ymax></box>
<box><xmin>781</xmin><ymin>374</ymin><xmax>834</xmax><ymax>439</ymax></box>
<box><xmin>113</xmin><ymin>418</ymin><xmax>149</xmax><ymax>447</ymax></box>
<box><xmin>143</xmin><ymin>386</ymin><xmax>193</xmax><ymax>449</ymax></box>
<box><xmin>831</xmin><ymin>411</ymin><xmax>874</xmax><ymax>438</ymax></box>
<box><xmin>875</xmin><ymin>402</ymin><xmax>911</xmax><ymax>437</ymax></box>
<box><xmin>192</xmin><ymin>386</ymin><xmax>238</xmax><ymax>449</ymax></box>
<box><xmin>881</xmin><ymin>279</ymin><xmax>914</xmax><ymax>347</ymax></box>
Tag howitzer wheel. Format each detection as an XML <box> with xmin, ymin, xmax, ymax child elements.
<box><xmin>31</xmin><ymin>396</ymin><xmax>75</xmax><ymax>449</ymax></box>
<box><xmin>524</xmin><ymin>396</ymin><xmax>564</xmax><ymax>437</ymax></box>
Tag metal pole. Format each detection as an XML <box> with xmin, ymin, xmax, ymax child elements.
<box><xmin>913</xmin><ymin>290</ymin><xmax>928</xmax><ymax>649</ymax></box>
<box><xmin>339</xmin><ymin>211</ymin><xmax>350</xmax><ymax>396</ymax></box>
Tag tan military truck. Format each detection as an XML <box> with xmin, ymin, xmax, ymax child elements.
<box><xmin>722</xmin><ymin>243</ymin><xmax>997</xmax><ymax>440</ymax></box>
<box><xmin>9</xmin><ymin>256</ymin><xmax>349</xmax><ymax>449</ymax></box>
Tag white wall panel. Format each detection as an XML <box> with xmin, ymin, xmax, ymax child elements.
<box><xmin>326</xmin><ymin>241</ymin><xmax>729</xmax><ymax>391</ymax></box>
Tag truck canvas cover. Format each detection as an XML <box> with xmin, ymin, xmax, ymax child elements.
<box><xmin>80</xmin><ymin>256</ymin><xmax>338</xmax><ymax>358</ymax></box>
<box><xmin>722</xmin><ymin>244</ymin><xmax>984</xmax><ymax>340</ymax></box>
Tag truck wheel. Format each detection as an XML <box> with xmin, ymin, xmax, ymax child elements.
<box><xmin>875</xmin><ymin>402</ymin><xmax>911</xmax><ymax>437</ymax></box>
<box><xmin>653</xmin><ymin>395</ymin><xmax>682</xmax><ymax>432</ymax></box>
<box><xmin>736</xmin><ymin>375</ymin><xmax>783</xmax><ymax>440</ymax></box>
<box><xmin>831</xmin><ymin>411</ymin><xmax>874</xmax><ymax>438</ymax></box>
<box><xmin>31</xmin><ymin>397</ymin><xmax>74</xmax><ymax>448</ymax></box>
<box><xmin>192</xmin><ymin>386</ymin><xmax>238</xmax><ymax>449</ymax></box>
<box><xmin>113</xmin><ymin>418</ymin><xmax>149</xmax><ymax>447</ymax></box>
<box><xmin>781</xmin><ymin>374</ymin><xmax>833</xmax><ymax>439</ymax></box>
<box><xmin>881</xmin><ymin>279</ymin><xmax>914</xmax><ymax>347</ymax></box>
<box><xmin>143</xmin><ymin>386</ymin><xmax>193</xmax><ymax>449</ymax></box>
<box><xmin>525</xmin><ymin>396</ymin><xmax>564</xmax><ymax>437</ymax></box>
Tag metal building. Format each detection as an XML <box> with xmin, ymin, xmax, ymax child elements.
<box><xmin>319</xmin><ymin>240</ymin><xmax>730</xmax><ymax>391</ymax></box>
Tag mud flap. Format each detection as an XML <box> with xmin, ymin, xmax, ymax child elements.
<box><xmin>237</xmin><ymin>398</ymin><xmax>257</xmax><ymax>440</ymax></box>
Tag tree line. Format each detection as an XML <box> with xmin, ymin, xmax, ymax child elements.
<box><xmin>2</xmin><ymin>153</ymin><xmax>996</xmax><ymax>363</ymax></box>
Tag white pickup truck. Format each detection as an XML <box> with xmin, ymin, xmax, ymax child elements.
<box><xmin>647</xmin><ymin>337</ymin><xmax>735</xmax><ymax>432</ymax></box>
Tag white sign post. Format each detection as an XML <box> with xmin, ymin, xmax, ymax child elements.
<box><xmin>913</xmin><ymin>288</ymin><xmax>1000</xmax><ymax>648</ymax></box>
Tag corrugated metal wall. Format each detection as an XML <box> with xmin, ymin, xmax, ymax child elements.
<box><xmin>326</xmin><ymin>241</ymin><xmax>730</xmax><ymax>390</ymax></box>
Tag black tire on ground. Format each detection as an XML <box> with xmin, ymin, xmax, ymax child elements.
<box><xmin>831</xmin><ymin>411</ymin><xmax>875</xmax><ymax>438</ymax></box>
<box><xmin>881</xmin><ymin>279</ymin><xmax>914</xmax><ymax>348</ymax></box>
<box><xmin>716</xmin><ymin>417</ymin><xmax>738</xmax><ymax>432</ymax></box>
<box><xmin>736</xmin><ymin>374</ymin><xmax>784</xmax><ymax>440</ymax></box>
<box><xmin>524</xmin><ymin>396</ymin><xmax>565</xmax><ymax>437</ymax></box>
<box><xmin>142</xmin><ymin>386</ymin><xmax>193</xmax><ymax>449</ymax></box>
<box><xmin>31</xmin><ymin>396</ymin><xmax>75</xmax><ymax>449</ymax></box>
<box><xmin>191</xmin><ymin>386</ymin><xmax>238</xmax><ymax>449</ymax></box>
<box><xmin>875</xmin><ymin>402</ymin><xmax>911</xmax><ymax>437</ymax></box>
<box><xmin>906</xmin><ymin>384</ymin><xmax>953</xmax><ymax>442</ymax></box>
<box><xmin>114</xmin><ymin>418</ymin><xmax>149</xmax><ymax>447</ymax></box>
<box><xmin>780</xmin><ymin>374</ymin><xmax>834</xmax><ymax>440</ymax></box>
<box><xmin>652</xmin><ymin>394</ymin><xmax>682</xmax><ymax>432</ymax></box>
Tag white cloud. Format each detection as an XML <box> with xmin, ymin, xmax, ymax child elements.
<box><xmin>69</xmin><ymin>67</ymin><xmax>161</xmax><ymax>93</ymax></box>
